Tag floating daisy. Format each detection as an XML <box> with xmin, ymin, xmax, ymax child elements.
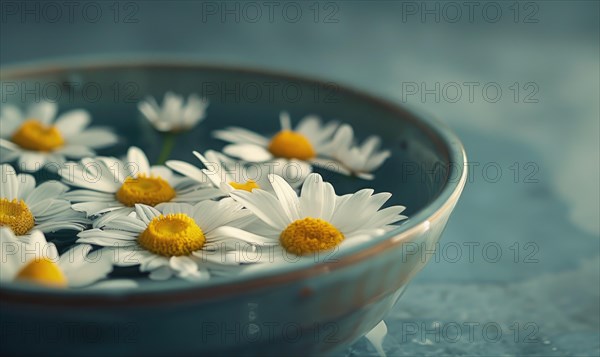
<box><xmin>320</xmin><ymin>124</ymin><xmax>391</xmax><ymax>180</ymax></box>
<box><xmin>138</xmin><ymin>92</ymin><xmax>209</xmax><ymax>132</ymax></box>
<box><xmin>0</xmin><ymin>228</ymin><xmax>114</xmax><ymax>288</ymax></box>
<box><xmin>0</xmin><ymin>164</ymin><xmax>88</xmax><ymax>238</ymax></box>
<box><xmin>0</xmin><ymin>101</ymin><xmax>118</xmax><ymax>172</ymax></box>
<box><xmin>166</xmin><ymin>150</ymin><xmax>311</xmax><ymax>197</ymax></box>
<box><xmin>77</xmin><ymin>201</ymin><xmax>268</xmax><ymax>281</ymax></box>
<box><xmin>213</xmin><ymin>112</ymin><xmax>342</xmax><ymax>170</ymax></box>
<box><xmin>60</xmin><ymin>147</ymin><xmax>222</xmax><ymax>219</ymax></box>
<box><xmin>228</xmin><ymin>173</ymin><xmax>407</xmax><ymax>262</ymax></box>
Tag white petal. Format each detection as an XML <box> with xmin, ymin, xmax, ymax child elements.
<box><xmin>35</xmin><ymin>221</ymin><xmax>87</xmax><ymax>233</ymax></box>
<box><xmin>166</xmin><ymin>160</ymin><xmax>209</xmax><ymax>184</ymax></box>
<box><xmin>223</xmin><ymin>144</ymin><xmax>273</xmax><ymax>162</ymax></box>
<box><xmin>73</xmin><ymin>202</ymin><xmax>120</xmax><ymax>216</ymax></box>
<box><xmin>296</xmin><ymin>116</ymin><xmax>339</xmax><ymax>151</ymax></box>
<box><xmin>148</xmin><ymin>265</ymin><xmax>173</xmax><ymax>280</ymax></box>
<box><xmin>269</xmin><ymin>174</ymin><xmax>301</xmax><ymax>221</ymax></box>
<box><xmin>366</xmin><ymin>151</ymin><xmax>391</xmax><ymax>171</ymax></box>
<box><xmin>299</xmin><ymin>173</ymin><xmax>336</xmax><ymax>220</ymax></box>
<box><xmin>24</xmin><ymin>181</ymin><xmax>68</xmax><ymax>207</ymax></box>
<box><xmin>77</xmin><ymin>236</ymin><xmax>137</xmax><ymax>247</ymax></box>
<box><xmin>360</xmin><ymin>136</ymin><xmax>381</xmax><ymax>156</ymax></box>
<box><xmin>56</xmin><ymin>145</ymin><xmax>95</xmax><ymax>158</ymax></box>
<box><xmin>140</xmin><ymin>255</ymin><xmax>169</xmax><ymax>271</ymax></box>
<box><xmin>54</xmin><ymin>110</ymin><xmax>91</xmax><ymax>136</ymax></box>
<box><xmin>0</xmin><ymin>105</ymin><xmax>24</xmax><ymax>135</ymax></box>
<box><xmin>0</xmin><ymin>151</ymin><xmax>19</xmax><ymax>166</ymax></box>
<box><xmin>191</xmin><ymin>199</ymin><xmax>246</xmax><ymax>233</ymax></box>
<box><xmin>172</xmin><ymin>186</ymin><xmax>224</xmax><ymax>202</ymax></box>
<box><xmin>364</xmin><ymin>206</ymin><xmax>408</xmax><ymax>229</ymax></box>
<box><xmin>330</xmin><ymin>189</ymin><xmax>375</xmax><ymax>232</ymax></box>
<box><xmin>156</xmin><ymin>202</ymin><xmax>195</xmax><ymax>217</ymax></box>
<box><xmin>18</xmin><ymin>152</ymin><xmax>48</xmax><ymax>172</ymax></box>
<box><xmin>206</xmin><ymin>226</ymin><xmax>277</xmax><ymax>247</ymax></box>
<box><xmin>169</xmin><ymin>256</ymin><xmax>198</xmax><ymax>274</ymax></box>
<box><xmin>0</xmin><ymin>118</ymin><xmax>22</xmax><ymax>139</ymax></box>
<box><xmin>27</xmin><ymin>229</ymin><xmax>52</xmax><ymax>248</ymax></box>
<box><xmin>58</xmin><ymin>244</ymin><xmax>92</xmax><ymax>266</ymax></box>
<box><xmin>295</xmin><ymin>116</ymin><xmax>321</xmax><ymax>136</ymax></box>
<box><xmin>26</xmin><ymin>101</ymin><xmax>57</xmax><ymax>125</ymax></box>
<box><xmin>182</xmin><ymin>94</ymin><xmax>208</xmax><ymax>126</ymax></box>
<box><xmin>81</xmin><ymin>158</ymin><xmax>122</xmax><ymax>190</ymax></box>
<box><xmin>0</xmin><ymin>164</ymin><xmax>18</xmax><ymax>200</ymax></box>
<box><xmin>310</xmin><ymin>157</ymin><xmax>351</xmax><ymax>176</ymax></box>
<box><xmin>30</xmin><ymin>198</ymin><xmax>71</xmax><ymax>218</ymax></box>
<box><xmin>194</xmin><ymin>150</ymin><xmax>227</xmax><ymax>187</ymax></box>
<box><xmin>229</xmin><ymin>189</ymin><xmax>290</xmax><ymax>229</ymax></box>
<box><xmin>90</xmin><ymin>208</ymin><xmax>132</xmax><ymax>227</ymax></box>
<box><xmin>0</xmin><ymin>105</ymin><xmax>23</xmax><ymax>121</ymax></box>
<box><xmin>149</xmin><ymin>166</ymin><xmax>174</xmax><ymax>182</ymax></box>
<box><xmin>16</xmin><ymin>173</ymin><xmax>36</xmax><ymax>199</ymax></box>
<box><xmin>67</xmin><ymin>128</ymin><xmax>118</xmax><ymax>148</ymax></box>
<box><xmin>331</xmin><ymin>124</ymin><xmax>354</xmax><ymax>150</ymax></box>
<box><xmin>63</xmin><ymin>251</ymin><xmax>114</xmax><ymax>288</ymax></box>
<box><xmin>213</xmin><ymin>127</ymin><xmax>269</xmax><ymax>146</ymax></box>
<box><xmin>95</xmin><ymin>157</ymin><xmax>126</xmax><ymax>183</ymax></box>
<box><xmin>356</xmin><ymin>172</ymin><xmax>375</xmax><ymax>180</ymax></box>
<box><xmin>272</xmin><ymin>159</ymin><xmax>312</xmax><ymax>188</ymax></box>
<box><xmin>78</xmin><ymin>228</ymin><xmax>137</xmax><ymax>241</ymax></box>
<box><xmin>64</xmin><ymin>189</ymin><xmax>116</xmax><ymax>202</ymax></box>
<box><xmin>279</xmin><ymin>111</ymin><xmax>292</xmax><ymax>130</ymax></box>
<box><xmin>104</xmin><ymin>215</ymin><xmax>147</xmax><ymax>233</ymax></box>
<box><xmin>127</xmin><ymin>146</ymin><xmax>150</xmax><ymax>176</ymax></box>
<box><xmin>134</xmin><ymin>204</ymin><xmax>161</xmax><ymax>224</ymax></box>
<box><xmin>138</xmin><ymin>97</ymin><xmax>161</xmax><ymax>123</ymax></box>
<box><xmin>0</xmin><ymin>138</ymin><xmax>20</xmax><ymax>151</ymax></box>
<box><xmin>112</xmin><ymin>246</ymin><xmax>152</xmax><ymax>266</ymax></box>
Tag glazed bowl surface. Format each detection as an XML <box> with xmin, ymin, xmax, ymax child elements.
<box><xmin>0</xmin><ymin>61</ymin><xmax>467</xmax><ymax>356</ymax></box>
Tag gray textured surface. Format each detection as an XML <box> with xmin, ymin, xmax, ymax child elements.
<box><xmin>1</xmin><ymin>1</ymin><xmax>599</xmax><ymax>355</ymax></box>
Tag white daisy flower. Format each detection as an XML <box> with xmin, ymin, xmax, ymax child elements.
<box><xmin>166</xmin><ymin>150</ymin><xmax>311</xmax><ymax>197</ymax></box>
<box><xmin>138</xmin><ymin>92</ymin><xmax>209</xmax><ymax>132</ymax></box>
<box><xmin>0</xmin><ymin>228</ymin><xmax>114</xmax><ymax>288</ymax></box>
<box><xmin>320</xmin><ymin>124</ymin><xmax>391</xmax><ymax>180</ymax></box>
<box><xmin>77</xmin><ymin>201</ymin><xmax>269</xmax><ymax>281</ymax></box>
<box><xmin>228</xmin><ymin>173</ymin><xmax>407</xmax><ymax>262</ymax></box>
<box><xmin>60</xmin><ymin>147</ymin><xmax>222</xmax><ymax>220</ymax></box>
<box><xmin>213</xmin><ymin>112</ymin><xmax>342</xmax><ymax>170</ymax></box>
<box><xmin>0</xmin><ymin>164</ymin><xmax>88</xmax><ymax>238</ymax></box>
<box><xmin>0</xmin><ymin>101</ymin><xmax>118</xmax><ymax>172</ymax></box>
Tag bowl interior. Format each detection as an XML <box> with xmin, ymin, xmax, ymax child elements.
<box><xmin>1</xmin><ymin>63</ymin><xmax>458</xmax><ymax>293</ymax></box>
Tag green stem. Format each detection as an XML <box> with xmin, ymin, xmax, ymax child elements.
<box><xmin>156</xmin><ymin>132</ymin><xmax>176</xmax><ymax>165</ymax></box>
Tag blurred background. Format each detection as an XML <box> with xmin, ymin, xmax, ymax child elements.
<box><xmin>1</xmin><ymin>0</ymin><xmax>599</xmax><ymax>355</ymax></box>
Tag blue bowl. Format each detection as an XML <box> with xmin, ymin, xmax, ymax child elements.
<box><xmin>0</xmin><ymin>61</ymin><xmax>467</xmax><ymax>356</ymax></box>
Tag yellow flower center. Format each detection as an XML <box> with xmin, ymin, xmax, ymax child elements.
<box><xmin>0</xmin><ymin>198</ymin><xmax>35</xmax><ymax>235</ymax></box>
<box><xmin>11</xmin><ymin>119</ymin><xmax>65</xmax><ymax>152</ymax></box>
<box><xmin>268</xmin><ymin>130</ymin><xmax>316</xmax><ymax>160</ymax></box>
<box><xmin>279</xmin><ymin>217</ymin><xmax>344</xmax><ymax>256</ymax></box>
<box><xmin>138</xmin><ymin>213</ymin><xmax>205</xmax><ymax>257</ymax></box>
<box><xmin>229</xmin><ymin>179</ymin><xmax>260</xmax><ymax>192</ymax></box>
<box><xmin>15</xmin><ymin>258</ymin><xmax>68</xmax><ymax>288</ymax></box>
<box><xmin>115</xmin><ymin>174</ymin><xmax>176</xmax><ymax>207</ymax></box>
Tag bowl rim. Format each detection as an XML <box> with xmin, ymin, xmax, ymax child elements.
<box><xmin>0</xmin><ymin>59</ymin><xmax>468</xmax><ymax>306</ymax></box>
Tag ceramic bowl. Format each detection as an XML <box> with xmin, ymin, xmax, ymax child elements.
<box><xmin>0</xmin><ymin>62</ymin><xmax>467</xmax><ymax>356</ymax></box>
